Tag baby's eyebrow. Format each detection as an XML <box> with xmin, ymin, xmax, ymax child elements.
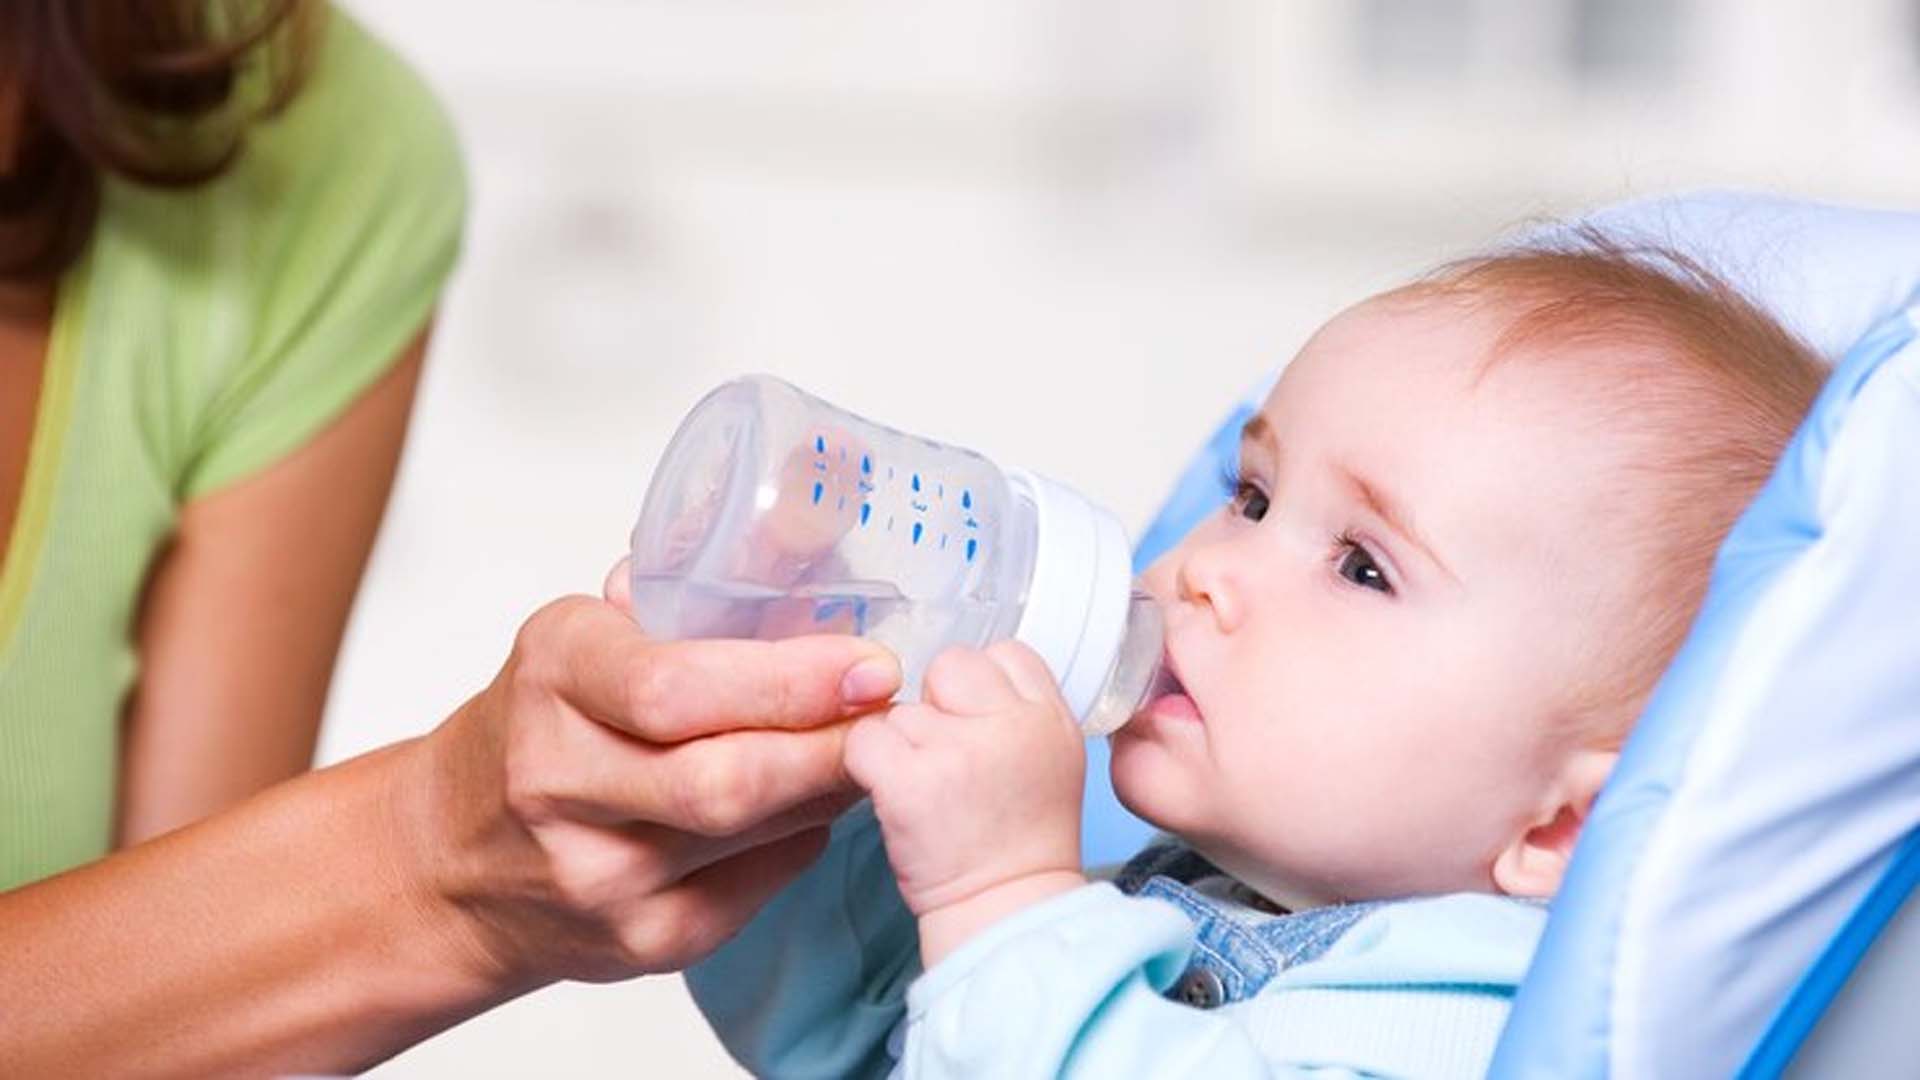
<box><xmin>1339</xmin><ymin>465</ymin><xmax>1458</xmax><ymax>585</ymax></box>
<box><xmin>1239</xmin><ymin>414</ymin><xmax>1277</xmax><ymax>456</ymax></box>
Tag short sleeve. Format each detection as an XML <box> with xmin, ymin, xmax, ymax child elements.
<box><xmin>179</xmin><ymin>6</ymin><xmax>467</xmax><ymax>498</ymax></box>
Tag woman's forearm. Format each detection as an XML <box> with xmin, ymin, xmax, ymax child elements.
<box><xmin>0</xmin><ymin>593</ymin><xmax>905</xmax><ymax>1077</ymax></box>
<box><xmin>0</xmin><ymin>738</ymin><xmax>512</xmax><ymax>1079</ymax></box>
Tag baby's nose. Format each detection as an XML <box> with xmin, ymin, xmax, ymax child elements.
<box><xmin>1170</xmin><ymin>545</ymin><xmax>1244</xmax><ymax>634</ymax></box>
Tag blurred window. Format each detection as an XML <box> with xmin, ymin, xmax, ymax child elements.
<box><xmin>1356</xmin><ymin>0</ymin><xmax>1683</xmax><ymax>95</ymax></box>
<box><xmin>1912</xmin><ymin>0</ymin><xmax>1920</xmax><ymax>76</ymax></box>
<box><xmin>1567</xmin><ymin>0</ymin><xmax>1682</xmax><ymax>88</ymax></box>
<box><xmin>1358</xmin><ymin>0</ymin><xmax>1475</xmax><ymax>82</ymax></box>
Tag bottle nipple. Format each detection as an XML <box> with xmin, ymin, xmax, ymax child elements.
<box><xmin>1077</xmin><ymin>590</ymin><xmax>1165</xmax><ymax>736</ymax></box>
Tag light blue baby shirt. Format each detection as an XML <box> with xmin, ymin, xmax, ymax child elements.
<box><xmin>686</xmin><ymin>804</ymin><xmax>1545</xmax><ymax>1078</ymax></box>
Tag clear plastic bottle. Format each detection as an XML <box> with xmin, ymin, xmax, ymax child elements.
<box><xmin>628</xmin><ymin>374</ymin><xmax>1161</xmax><ymax>735</ymax></box>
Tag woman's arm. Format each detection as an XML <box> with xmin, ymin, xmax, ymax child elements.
<box><xmin>116</xmin><ymin>327</ymin><xmax>430</xmax><ymax>845</ymax></box>
<box><xmin>4</xmin><ymin>740</ymin><xmax>502</xmax><ymax>1078</ymax></box>
<box><xmin>1</xmin><ymin>591</ymin><xmax>903</xmax><ymax>1078</ymax></box>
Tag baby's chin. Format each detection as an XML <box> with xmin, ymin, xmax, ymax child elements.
<box><xmin>1107</xmin><ymin>730</ymin><xmax>1208</xmax><ymax>837</ymax></box>
<box><xmin>1108</xmin><ymin>742</ymin><xmax>1377</xmax><ymax>909</ymax></box>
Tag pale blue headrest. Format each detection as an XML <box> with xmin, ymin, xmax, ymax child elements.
<box><xmin>1492</xmin><ymin>201</ymin><xmax>1920</xmax><ymax>1075</ymax></box>
<box><xmin>1102</xmin><ymin>193</ymin><xmax>1920</xmax><ymax>1076</ymax></box>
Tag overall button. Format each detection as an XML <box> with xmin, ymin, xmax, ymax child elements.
<box><xmin>1172</xmin><ymin>965</ymin><xmax>1225</xmax><ymax>1009</ymax></box>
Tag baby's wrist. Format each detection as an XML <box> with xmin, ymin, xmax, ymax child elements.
<box><xmin>916</xmin><ymin>869</ymin><xmax>1087</xmax><ymax>969</ymax></box>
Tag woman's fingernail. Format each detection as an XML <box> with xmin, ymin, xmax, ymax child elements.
<box><xmin>840</xmin><ymin>655</ymin><xmax>900</xmax><ymax>704</ymax></box>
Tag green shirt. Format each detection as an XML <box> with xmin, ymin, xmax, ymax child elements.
<box><xmin>0</xmin><ymin>8</ymin><xmax>466</xmax><ymax>889</ymax></box>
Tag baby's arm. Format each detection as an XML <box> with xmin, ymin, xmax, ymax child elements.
<box><xmin>899</xmin><ymin>881</ymin><xmax>1523</xmax><ymax>1077</ymax></box>
<box><xmin>900</xmin><ymin>882</ymin><xmax>1314</xmax><ymax>1077</ymax></box>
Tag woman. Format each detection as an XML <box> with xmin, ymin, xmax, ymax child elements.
<box><xmin>0</xmin><ymin>5</ymin><xmax>901</xmax><ymax>1074</ymax></box>
<box><xmin>0</xmin><ymin>0</ymin><xmax>458</xmax><ymax>886</ymax></box>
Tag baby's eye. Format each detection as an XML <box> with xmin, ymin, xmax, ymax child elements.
<box><xmin>1217</xmin><ymin>465</ymin><xmax>1270</xmax><ymax>522</ymax></box>
<box><xmin>1334</xmin><ymin>535</ymin><xmax>1392</xmax><ymax>594</ymax></box>
<box><xmin>1227</xmin><ymin>476</ymin><xmax>1269</xmax><ymax>523</ymax></box>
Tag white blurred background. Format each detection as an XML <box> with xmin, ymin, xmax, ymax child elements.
<box><xmin>320</xmin><ymin>1</ymin><xmax>1920</xmax><ymax>1075</ymax></box>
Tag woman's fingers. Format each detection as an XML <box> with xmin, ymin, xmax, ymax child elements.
<box><xmin>601</xmin><ymin>787</ymin><xmax>859</xmax><ymax>894</ymax></box>
<box><xmin>547</xmin><ymin>718</ymin><xmax>861</xmax><ymax>838</ymax></box>
<box><xmin>523</xmin><ymin>596</ymin><xmax>901</xmax><ymax>742</ymax></box>
<box><xmin>612</xmin><ymin>827</ymin><xmax>835</xmax><ymax>974</ymax></box>
<box><xmin>602</xmin><ymin>557</ymin><xmax>633</xmax><ymax>614</ymax></box>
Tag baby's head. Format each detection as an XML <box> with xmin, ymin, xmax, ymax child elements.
<box><xmin>1116</xmin><ymin>231</ymin><xmax>1824</xmax><ymax>909</ymax></box>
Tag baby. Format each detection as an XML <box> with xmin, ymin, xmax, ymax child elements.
<box><xmin>685</xmin><ymin>231</ymin><xmax>1826</xmax><ymax>1078</ymax></box>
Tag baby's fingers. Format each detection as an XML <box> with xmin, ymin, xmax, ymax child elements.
<box><xmin>983</xmin><ymin>640</ymin><xmax>1071</xmax><ymax>711</ymax></box>
<box><xmin>844</xmin><ymin>714</ymin><xmax>914</xmax><ymax>793</ymax></box>
<box><xmin>921</xmin><ymin>646</ymin><xmax>1025</xmax><ymax>715</ymax></box>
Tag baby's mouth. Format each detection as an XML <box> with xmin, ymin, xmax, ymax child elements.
<box><xmin>1151</xmin><ymin>665</ymin><xmax>1187</xmax><ymax>700</ymax></box>
<box><xmin>1137</xmin><ymin>655</ymin><xmax>1203</xmax><ymax>727</ymax></box>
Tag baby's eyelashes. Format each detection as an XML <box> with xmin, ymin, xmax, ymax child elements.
<box><xmin>1218</xmin><ymin>466</ymin><xmax>1270</xmax><ymax>523</ymax></box>
<box><xmin>1333</xmin><ymin>533</ymin><xmax>1394</xmax><ymax>595</ymax></box>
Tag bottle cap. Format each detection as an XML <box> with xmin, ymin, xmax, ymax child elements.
<box><xmin>1005</xmin><ymin>468</ymin><xmax>1140</xmax><ymax>726</ymax></box>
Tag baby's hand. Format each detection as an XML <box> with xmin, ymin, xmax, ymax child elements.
<box><xmin>844</xmin><ymin>642</ymin><xmax>1087</xmax><ymax>964</ymax></box>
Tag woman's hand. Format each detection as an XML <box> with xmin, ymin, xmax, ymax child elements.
<box><xmin>399</xmin><ymin>567</ymin><xmax>904</xmax><ymax>990</ymax></box>
<box><xmin>0</xmin><ymin>565</ymin><xmax>901</xmax><ymax>1079</ymax></box>
<box><xmin>843</xmin><ymin>641</ymin><xmax>1087</xmax><ymax>966</ymax></box>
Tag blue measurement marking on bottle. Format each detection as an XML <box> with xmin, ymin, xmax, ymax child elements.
<box><xmin>813</xmin><ymin>595</ymin><xmax>871</xmax><ymax>634</ymax></box>
<box><xmin>966</xmin><ymin>537</ymin><xmax>978</xmax><ymax>561</ymax></box>
<box><xmin>962</xmin><ymin>489</ymin><xmax>972</xmax><ymax>509</ymax></box>
<box><xmin>911</xmin><ymin>473</ymin><xmax>921</xmax><ymax>493</ymax></box>
<box><xmin>939</xmin><ymin>534</ymin><xmax>948</xmax><ymax>550</ymax></box>
<box><xmin>912</xmin><ymin>522</ymin><xmax>924</xmax><ymax>545</ymax></box>
<box><xmin>860</xmin><ymin>503</ymin><xmax>872</xmax><ymax>526</ymax></box>
<box><xmin>811</xmin><ymin>481</ymin><xmax>823</xmax><ymax>505</ymax></box>
<box><xmin>815</xmin><ymin>435</ymin><xmax>826</xmax><ymax>453</ymax></box>
<box><xmin>862</xmin><ymin>454</ymin><xmax>872</xmax><ymax>475</ymax></box>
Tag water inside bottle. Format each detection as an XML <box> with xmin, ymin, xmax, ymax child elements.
<box><xmin>628</xmin><ymin>573</ymin><xmax>1005</xmax><ymax>694</ymax></box>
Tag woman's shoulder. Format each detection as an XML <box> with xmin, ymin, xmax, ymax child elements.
<box><xmin>236</xmin><ymin>6</ymin><xmax>467</xmax><ymax>244</ymax></box>
<box><xmin>81</xmin><ymin>5</ymin><xmax>468</xmax><ymax>498</ymax></box>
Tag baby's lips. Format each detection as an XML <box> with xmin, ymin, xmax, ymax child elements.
<box><xmin>1148</xmin><ymin>651</ymin><xmax>1188</xmax><ymax>701</ymax></box>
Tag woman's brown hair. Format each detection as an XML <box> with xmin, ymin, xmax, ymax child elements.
<box><xmin>0</xmin><ymin>0</ymin><xmax>318</xmax><ymax>281</ymax></box>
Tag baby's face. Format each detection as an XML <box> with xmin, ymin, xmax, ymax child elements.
<box><xmin>1116</xmin><ymin>292</ymin><xmax>1643</xmax><ymax>907</ymax></box>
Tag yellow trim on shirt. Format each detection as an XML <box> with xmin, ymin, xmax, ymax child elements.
<box><xmin>0</xmin><ymin>262</ymin><xmax>89</xmax><ymax>654</ymax></box>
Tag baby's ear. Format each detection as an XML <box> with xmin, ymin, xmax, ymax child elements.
<box><xmin>1491</xmin><ymin>748</ymin><xmax>1619</xmax><ymax>898</ymax></box>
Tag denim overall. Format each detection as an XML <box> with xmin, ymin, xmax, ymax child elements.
<box><xmin>1112</xmin><ymin>840</ymin><xmax>1387</xmax><ymax>1011</ymax></box>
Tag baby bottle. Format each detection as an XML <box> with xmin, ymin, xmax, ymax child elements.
<box><xmin>628</xmin><ymin>374</ymin><xmax>1162</xmax><ymax>735</ymax></box>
